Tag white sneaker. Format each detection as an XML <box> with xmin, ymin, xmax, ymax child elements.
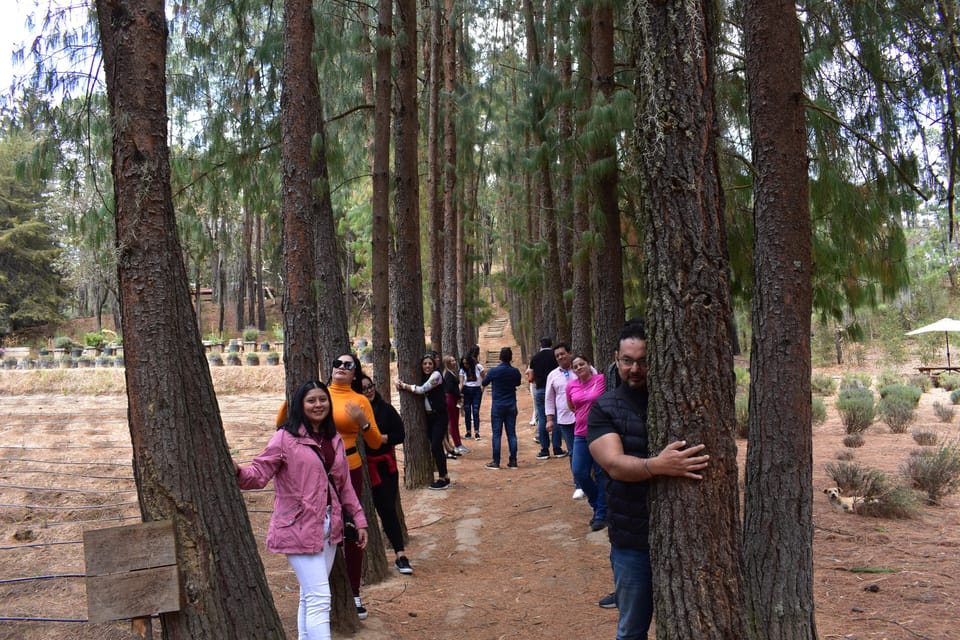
<box><xmin>455</xmin><ymin>445</ymin><xmax>470</xmax><ymax>454</ymax></box>
<box><xmin>572</xmin><ymin>488</ymin><xmax>586</xmax><ymax>500</ymax></box>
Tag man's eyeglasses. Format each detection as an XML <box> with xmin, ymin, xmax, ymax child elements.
<box><xmin>332</xmin><ymin>359</ymin><xmax>355</xmax><ymax>371</ymax></box>
<box><xmin>618</xmin><ymin>357</ymin><xmax>647</xmax><ymax>370</ymax></box>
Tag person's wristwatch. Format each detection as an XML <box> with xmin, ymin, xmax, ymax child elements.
<box><xmin>361</xmin><ymin>423</ymin><xmax>370</xmax><ymax>432</ymax></box>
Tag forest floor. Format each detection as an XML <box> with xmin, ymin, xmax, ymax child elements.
<box><xmin>0</xmin><ymin>315</ymin><xmax>958</xmax><ymax>639</ymax></box>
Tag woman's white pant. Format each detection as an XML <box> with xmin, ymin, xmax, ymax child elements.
<box><xmin>287</xmin><ymin>512</ymin><xmax>337</xmax><ymax>639</ymax></box>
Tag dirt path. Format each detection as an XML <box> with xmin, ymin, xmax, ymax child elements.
<box><xmin>1</xmin><ymin>316</ymin><xmax>959</xmax><ymax>639</ymax></box>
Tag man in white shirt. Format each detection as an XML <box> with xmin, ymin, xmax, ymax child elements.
<box><xmin>544</xmin><ymin>342</ymin><xmax>576</xmax><ymax>477</ymax></box>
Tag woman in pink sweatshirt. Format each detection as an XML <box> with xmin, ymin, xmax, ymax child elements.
<box><xmin>238</xmin><ymin>380</ymin><xmax>368</xmax><ymax>639</ymax></box>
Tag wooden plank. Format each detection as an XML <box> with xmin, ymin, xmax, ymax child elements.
<box><xmin>84</xmin><ymin>520</ymin><xmax>180</xmax><ymax>622</ymax></box>
<box><xmin>86</xmin><ymin>565</ymin><xmax>180</xmax><ymax>623</ymax></box>
<box><xmin>83</xmin><ymin>520</ymin><xmax>176</xmax><ymax>576</ymax></box>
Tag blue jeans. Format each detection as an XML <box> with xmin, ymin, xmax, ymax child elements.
<box><xmin>572</xmin><ymin>436</ymin><xmax>606</xmax><ymax>521</ymax></box>
<box><xmin>462</xmin><ymin>386</ymin><xmax>483</xmax><ymax>435</ymax></box>
<box><xmin>610</xmin><ymin>545</ymin><xmax>653</xmax><ymax>640</ymax></box>
<box><xmin>535</xmin><ymin>388</ymin><xmax>563</xmax><ymax>454</ymax></box>
<box><xmin>490</xmin><ymin>404</ymin><xmax>518</xmax><ymax>465</ymax></box>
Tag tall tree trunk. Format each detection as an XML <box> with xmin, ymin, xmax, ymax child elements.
<box><xmin>555</xmin><ymin>1</ymin><xmax>573</xmax><ymax>333</ymax></box>
<box><xmin>590</xmin><ymin>0</ymin><xmax>623</xmax><ymax>371</ymax></box>
<box><xmin>522</xmin><ymin>0</ymin><xmax>562</xmax><ymax>343</ymax></box>
<box><xmin>743</xmin><ymin>0</ymin><xmax>816</xmax><ymax>637</ymax></box>
<box><xmin>633</xmin><ymin>0</ymin><xmax>749</xmax><ymax>637</ymax></box>
<box><xmin>371</xmin><ymin>0</ymin><xmax>394</xmax><ymax>399</ymax></box>
<box><xmin>572</xmin><ymin>8</ymin><xmax>594</xmax><ymax>361</ymax></box>
<box><xmin>243</xmin><ymin>201</ymin><xmax>254</xmax><ymax>331</ymax></box>
<box><xmin>441</xmin><ymin>0</ymin><xmax>458</xmax><ymax>358</ymax></box>
<box><xmin>96</xmin><ymin>1</ymin><xmax>284</xmax><ymax>636</ymax></box>
<box><xmin>393</xmin><ymin>0</ymin><xmax>434</xmax><ymax>488</ymax></box>
<box><xmin>312</xmin><ymin>115</ymin><xmax>351</xmax><ymax>365</ymax></box>
<box><xmin>279</xmin><ymin>0</ymin><xmax>358</xmax><ymax>630</ymax></box>
<box><xmin>255</xmin><ymin>213</ymin><xmax>266</xmax><ymax>330</ymax></box>
<box><xmin>427</xmin><ymin>0</ymin><xmax>443</xmax><ymax>354</ymax></box>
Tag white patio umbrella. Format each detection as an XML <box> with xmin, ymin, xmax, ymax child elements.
<box><xmin>905</xmin><ymin>317</ymin><xmax>960</xmax><ymax>368</ymax></box>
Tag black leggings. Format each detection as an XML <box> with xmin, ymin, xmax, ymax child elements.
<box><xmin>371</xmin><ymin>461</ymin><xmax>405</xmax><ymax>553</ymax></box>
<box><xmin>428</xmin><ymin>411</ymin><xmax>448</xmax><ymax>477</ymax></box>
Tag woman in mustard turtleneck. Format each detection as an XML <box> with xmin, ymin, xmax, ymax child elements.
<box><xmin>327</xmin><ymin>353</ymin><xmax>382</xmax><ymax>619</ymax></box>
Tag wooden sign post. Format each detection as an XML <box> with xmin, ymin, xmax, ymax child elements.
<box><xmin>83</xmin><ymin>520</ymin><xmax>181</xmax><ymax>624</ymax></box>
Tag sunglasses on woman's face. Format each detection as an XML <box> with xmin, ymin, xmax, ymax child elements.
<box><xmin>361</xmin><ymin>385</ymin><xmax>375</xmax><ymax>392</ymax></box>
<box><xmin>332</xmin><ymin>359</ymin><xmax>355</xmax><ymax>371</ymax></box>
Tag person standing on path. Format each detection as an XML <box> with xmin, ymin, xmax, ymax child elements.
<box><xmin>566</xmin><ymin>354</ymin><xmax>607</xmax><ymax>530</ymax></box>
<box><xmin>396</xmin><ymin>353</ymin><xmax>452</xmax><ymax>490</ymax></box>
<box><xmin>481</xmin><ymin>346</ymin><xmax>523</xmax><ymax>469</ymax></box>
<box><xmin>239</xmin><ymin>380</ymin><xmax>369</xmax><ymax>639</ymax></box>
<box><xmin>545</xmin><ymin>342</ymin><xmax>577</xmax><ymax>476</ymax></box>
<box><xmin>443</xmin><ymin>355</ymin><xmax>469</xmax><ymax>454</ymax></box>
<box><xmin>359</xmin><ymin>373</ymin><xmax>415</xmax><ymax>575</ymax></box>
<box><xmin>459</xmin><ymin>354</ymin><xmax>486</xmax><ymax>440</ymax></box>
<box><xmin>275</xmin><ymin>354</ymin><xmax>383</xmax><ymax>620</ymax></box>
<box><xmin>587</xmin><ymin>323</ymin><xmax>710</xmax><ymax>638</ymax></box>
<box><xmin>530</xmin><ymin>337</ymin><xmax>565</xmax><ymax>459</ymax></box>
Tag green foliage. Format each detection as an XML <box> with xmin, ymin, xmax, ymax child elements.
<box><xmin>811</xmin><ymin>373</ymin><xmax>836</xmax><ymax>396</ymax></box>
<box><xmin>876</xmin><ymin>370</ymin><xmax>905</xmax><ymax>389</ymax></box>
<box><xmin>877</xmin><ymin>393</ymin><xmax>916</xmax><ymax>434</ymax></box>
<box><xmin>824</xmin><ymin>461</ymin><xmax>880</xmax><ymax>494</ymax></box>
<box><xmin>912</xmin><ymin>430</ymin><xmax>938</xmax><ymax>446</ymax></box>
<box><xmin>735</xmin><ymin>394</ymin><xmax>749</xmax><ymax>439</ymax></box>
<box><xmin>836</xmin><ymin>449</ymin><xmax>856</xmax><ymax>461</ymax></box>
<box><xmin>951</xmin><ymin>389</ymin><xmax>960</xmax><ymax>405</ymax></box>
<box><xmin>53</xmin><ymin>336</ymin><xmax>74</xmax><ymax>349</ymax></box>
<box><xmin>907</xmin><ymin>374</ymin><xmax>931</xmax><ymax>393</ymax></box>
<box><xmin>843</xmin><ymin>433</ymin><xmax>865</xmax><ymax>448</ymax></box>
<box><xmin>811</xmin><ymin>397</ymin><xmax>827</xmax><ymax>425</ymax></box>
<box><xmin>840</xmin><ymin>372</ymin><xmax>873</xmax><ymax>390</ymax></box>
<box><xmin>734</xmin><ymin>366</ymin><xmax>749</xmax><ymax>389</ymax></box>
<box><xmin>83</xmin><ymin>332</ymin><xmax>106</xmax><ymax>348</ymax></box>
<box><xmin>242</xmin><ymin>327</ymin><xmax>259</xmax><ymax>342</ymax></box>
<box><xmin>902</xmin><ymin>441</ymin><xmax>960</xmax><ymax>504</ymax></box>
<box><xmin>932</xmin><ymin>401</ymin><xmax>955</xmax><ymax>423</ymax></box>
<box><xmin>937</xmin><ymin>373</ymin><xmax>960</xmax><ymax>391</ymax></box>
<box><xmin>877</xmin><ymin>384</ymin><xmax>921</xmax><ymax>405</ymax></box>
<box><xmin>836</xmin><ymin>387</ymin><xmax>875</xmax><ymax>434</ymax></box>
<box><xmin>0</xmin><ymin>131</ymin><xmax>67</xmax><ymax>332</ymax></box>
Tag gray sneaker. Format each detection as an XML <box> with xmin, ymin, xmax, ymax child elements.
<box><xmin>598</xmin><ymin>592</ymin><xmax>617</xmax><ymax>609</ymax></box>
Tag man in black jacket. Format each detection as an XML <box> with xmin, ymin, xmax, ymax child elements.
<box><xmin>587</xmin><ymin>322</ymin><xmax>709</xmax><ymax>639</ymax></box>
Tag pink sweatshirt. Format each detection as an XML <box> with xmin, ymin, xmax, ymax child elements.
<box><xmin>566</xmin><ymin>374</ymin><xmax>607</xmax><ymax>437</ymax></box>
<box><xmin>238</xmin><ymin>427</ymin><xmax>367</xmax><ymax>554</ymax></box>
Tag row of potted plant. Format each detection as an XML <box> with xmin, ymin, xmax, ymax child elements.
<box><xmin>208</xmin><ymin>352</ymin><xmax>281</xmax><ymax>366</ymax></box>
<box><xmin>2</xmin><ymin>354</ymin><xmax>126</xmax><ymax>369</ymax></box>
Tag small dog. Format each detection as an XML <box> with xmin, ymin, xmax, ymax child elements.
<box><xmin>823</xmin><ymin>487</ymin><xmax>863</xmax><ymax>513</ymax></box>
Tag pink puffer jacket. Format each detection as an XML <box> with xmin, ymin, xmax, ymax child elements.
<box><xmin>238</xmin><ymin>427</ymin><xmax>367</xmax><ymax>554</ymax></box>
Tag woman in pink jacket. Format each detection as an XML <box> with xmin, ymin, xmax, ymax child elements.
<box><xmin>238</xmin><ymin>380</ymin><xmax>368</xmax><ymax>639</ymax></box>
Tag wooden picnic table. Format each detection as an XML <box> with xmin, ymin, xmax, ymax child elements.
<box><xmin>917</xmin><ymin>366</ymin><xmax>960</xmax><ymax>386</ymax></box>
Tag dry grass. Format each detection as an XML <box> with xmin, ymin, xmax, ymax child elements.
<box><xmin>0</xmin><ymin>366</ymin><xmax>286</xmax><ymax>396</ymax></box>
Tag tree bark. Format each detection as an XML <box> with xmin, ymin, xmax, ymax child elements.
<box><xmin>427</xmin><ymin>0</ymin><xmax>443</xmax><ymax>354</ymax></box>
<box><xmin>279</xmin><ymin>0</ymin><xmax>359</xmax><ymax>631</ymax></box>
<box><xmin>393</xmin><ymin>0</ymin><xmax>434</xmax><ymax>489</ymax></box>
<box><xmin>441</xmin><ymin>0</ymin><xmax>459</xmax><ymax>357</ymax></box>
<box><xmin>632</xmin><ymin>0</ymin><xmax>749</xmax><ymax>637</ymax></box>
<box><xmin>590</xmin><ymin>0</ymin><xmax>624</xmax><ymax>372</ymax></box>
<box><xmin>371</xmin><ymin>0</ymin><xmax>393</xmax><ymax>399</ymax></box>
<box><xmin>743</xmin><ymin>0</ymin><xmax>817</xmax><ymax>637</ymax></box>
<box><xmin>96</xmin><ymin>0</ymin><xmax>284</xmax><ymax>636</ymax></box>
